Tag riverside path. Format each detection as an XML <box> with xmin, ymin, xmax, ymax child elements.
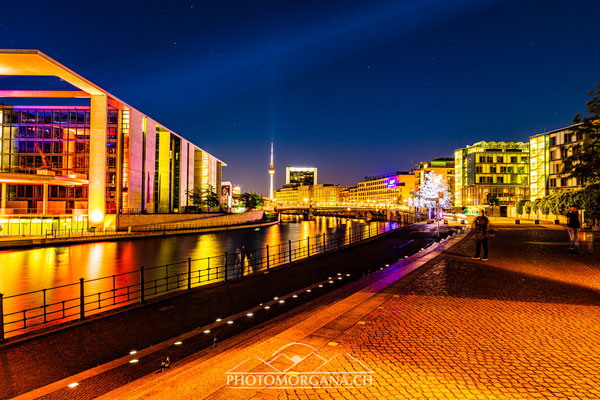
<box><xmin>95</xmin><ymin>224</ymin><xmax>600</xmax><ymax>400</ymax></box>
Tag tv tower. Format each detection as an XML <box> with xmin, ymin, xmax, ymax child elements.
<box><xmin>268</xmin><ymin>142</ymin><xmax>275</xmax><ymax>200</ymax></box>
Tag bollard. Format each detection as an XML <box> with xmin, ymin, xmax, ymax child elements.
<box><xmin>42</xmin><ymin>289</ymin><xmax>47</xmax><ymax>323</ymax></box>
<box><xmin>289</xmin><ymin>240</ymin><xmax>292</xmax><ymax>264</ymax></box>
<box><xmin>187</xmin><ymin>257</ymin><xmax>192</xmax><ymax>290</ymax></box>
<box><xmin>266</xmin><ymin>245</ymin><xmax>270</xmax><ymax>271</ymax></box>
<box><xmin>0</xmin><ymin>293</ymin><xmax>4</xmax><ymax>342</ymax></box>
<box><xmin>79</xmin><ymin>278</ymin><xmax>85</xmax><ymax>321</ymax></box>
<box><xmin>140</xmin><ymin>266</ymin><xmax>145</xmax><ymax>303</ymax></box>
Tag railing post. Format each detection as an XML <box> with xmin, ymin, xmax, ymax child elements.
<box><xmin>79</xmin><ymin>278</ymin><xmax>85</xmax><ymax>321</ymax></box>
<box><xmin>0</xmin><ymin>293</ymin><xmax>4</xmax><ymax>342</ymax></box>
<box><xmin>140</xmin><ymin>266</ymin><xmax>145</xmax><ymax>303</ymax></box>
<box><xmin>187</xmin><ymin>257</ymin><xmax>192</xmax><ymax>290</ymax></box>
<box><xmin>307</xmin><ymin>237</ymin><xmax>310</xmax><ymax>257</ymax></box>
<box><xmin>337</xmin><ymin>231</ymin><xmax>341</xmax><ymax>250</ymax></box>
<box><xmin>323</xmin><ymin>233</ymin><xmax>326</xmax><ymax>252</ymax></box>
<box><xmin>42</xmin><ymin>288</ymin><xmax>47</xmax><ymax>323</ymax></box>
<box><xmin>288</xmin><ymin>240</ymin><xmax>292</xmax><ymax>264</ymax></box>
<box><xmin>112</xmin><ymin>275</ymin><xmax>116</xmax><ymax>305</ymax></box>
<box><xmin>224</xmin><ymin>252</ymin><xmax>228</xmax><ymax>281</ymax></box>
<box><xmin>349</xmin><ymin>226</ymin><xmax>352</xmax><ymax>243</ymax></box>
<box><xmin>266</xmin><ymin>245</ymin><xmax>270</xmax><ymax>271</ymax></box>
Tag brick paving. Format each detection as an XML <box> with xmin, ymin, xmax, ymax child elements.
<box><xmin>101</xmin><ymin>226</ymin><xmax>600</xmax><ymax>400</ymax></box>
<box><xmin>1</xmin><ymin>223</ymin><xmax>450</xmax><ymax>400</ymax></box>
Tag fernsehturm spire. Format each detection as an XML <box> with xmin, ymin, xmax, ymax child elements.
<box><xmin>269</xmin><ymin>142</ymin><xmax>275</xmax><ymax>200</ymax></box>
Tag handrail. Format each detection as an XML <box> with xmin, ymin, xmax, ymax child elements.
<box><xmin>0</xmin><ymin>216</ymin><xmax>418</xmax><ymax>341</ymax></box>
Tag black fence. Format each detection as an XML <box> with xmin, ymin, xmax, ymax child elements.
<box><xmin>0</xmin><ymin>221</ymin><xmax>403</xmax><ymax>341</ymax></box>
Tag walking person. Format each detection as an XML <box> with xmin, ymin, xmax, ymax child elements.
<box><xmin>160</xmin><ymin>356</ymin><xmax>171</xmax><ymax>372</ymax></box>
<box><xmin>472</xmin><ymin>209</ymin><xmax>490</xmax><ymax>261</ymax></box>
<box><xmin>566</xmin><ymin>205</ymin><xmax>581</xmax><ymax>252</ymax></box>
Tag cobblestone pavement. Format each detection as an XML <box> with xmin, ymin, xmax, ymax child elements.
<box><xmin>1</xmin><ymin>224</ymin><xmax>450</xmax><ymax>400</ymax></box>
<box><xmin>102</xmin><ymin>226</ymin><xmax>600</xmax><ymax>400</ymax></box>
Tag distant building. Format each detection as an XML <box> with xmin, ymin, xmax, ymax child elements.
<box><xmin>274</xmin><ymin>183</ymin><xmax>348</xmax><ymax>205</ymax></box>
<box><xmin>352</xmin><ymin>172</ymin><xmax>415</xmax><ymax>206</ymax></box>
<box><xmin>529</xmin><ymin>123</ymin><xmax>585</xmax><ymax>201</ymax></box>
<box><xmin>454</xmin><ymin>141</ymin><xmax>529</xmax><ymax>212</ymax></box>
<box><xmin>285</xmin><ymin>167</ymin><xmax>317</xmax><ymax>187</ymax></box>
<box><xmin>413</xmin><ymin>157</ymin><xmax>455</xmax><ymax>201</ymax></box>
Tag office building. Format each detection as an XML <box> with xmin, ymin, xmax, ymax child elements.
<box><xmin>352</xmin><ymin>172</ymin><xmax>415</xmax><ymax>207</ymax></box>
<box><xmin>413</xmin><ymin>157</ymin><xmax>455</xmax><ymax>200</ymax></box>
<box><xmin>454</xmin><ymin>141</ymin><xmax>529</xmax><ymax>212</ymax></box>
<box><xmin>0</xmin><ymin>49</ymin><xmax>225</xmax><ymax>233</ymax></box>
<box><xmin>529</xmin><ymin>123</ymin><xmax>585</xmax><ymax>201</ymax></box>
<box><xmin>285</xmin><ymin>167</ymin><xmax>317</xmax><ymax>187</ymax></box>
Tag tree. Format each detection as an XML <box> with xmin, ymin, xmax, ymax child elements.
<box><xmin>204</xmin><ymin>185</ymin><xmax>221</xmax><ymax>207</ymax></box>
<box><xmin>524</xmin><ymin>200</ymin><xmax>532</xmax><ymax>216</ymax></box>
<box><xmin>409</xmin><ymin>171</ymin><xmax>452</xmax><ymax>219</ymax></box>
<box><xmin>186</xmin><ymin>184</ymin><xmax>220</xmax><ymax>208</ymax></box>
<box><xmin>486</xmin><ymin>193</ymin><xmax>500</xmax><ymax>216</ymax></box>
<box><xmin>516</xmin><ymin>199</ymin><xmax>526</xmax><ymax>216</ymax></box>
<box><xmin>239</xmin><ymin>192</ymin><xmax>263</xmax><ymax>210</ymax></box>
<box><xmin>562</xmin><ymin>84</ymin><xmax>600</xmax><ymax>185</ymax></box>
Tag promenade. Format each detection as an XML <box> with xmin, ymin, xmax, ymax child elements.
<box><xmin>99</xmin><ymin>225</ymin><xmax>600</xmax><ymax>399</ymax></box>
<box><xmin>1</xmin><ymin>223</ymin><xmax>448</xmax><ymax>400</ymax></box>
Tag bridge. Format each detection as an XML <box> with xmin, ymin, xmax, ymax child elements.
<box><xmin>269</xmin><ymin>204</ymin><xmax>420</xmax><ymax>224</ymax></box>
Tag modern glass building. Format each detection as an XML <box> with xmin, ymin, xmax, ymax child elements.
<box><xmin>0</xmin><ymin>50</ymin><xmax>225</xmax><ymax>233</ymax></box>
<box><xmin>454</xmin><ymin>141</ymin><xmax>529</xmax><ymax>212</ymax></box>
<box><xmin>285</xmin><ymin>167</ymin><xmax>317</xmax><ymax>187</ymax></box>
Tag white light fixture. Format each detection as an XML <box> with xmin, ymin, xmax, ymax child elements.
<box><xmin>204</xmin><ymin>330</ymin><xmax>210</xmax><ymax>334</ymax></box>
<box><xmin>174</xmin><ymin>341</ymin><xmax>182</xmax><ymax>345</ymax></box>
<box><xmin>68</xmin><ymin>383</ymin><xmax>79</xmax><ymax>389</ymax></box>
<box><xmin>216</xmin><ymin>318</ymin><xmax>222</xmax><ymax>322</ymax></box>
<box><xmin>247</xmin><ymin>313</ymin><xmax>253</xmax><ymax>317</ymax></box>
<box><xmin>129</xmin><ymin>350</ymin><xmax>137</xmax><ymax>355</ymax></box>
<box><xmin>129</xmin><ymin>359</ymin><xmax>139</xmax><ymax>364</ymax></box>
<box><xmin>227</xmin><ymin>320</ymin><xmax>234</xmax><ymax>324</ymax></box>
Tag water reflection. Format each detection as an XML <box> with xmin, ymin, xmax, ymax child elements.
<box><xmin>0</xmin><ymin>217</ymin><xmax>394</xmax><ymax>329</ymax></box>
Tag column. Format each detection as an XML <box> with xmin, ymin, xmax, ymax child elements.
<box><xmin>42</xmin><ymin>182</ymin><xmax>48</xmax><ymax>215</ymax></box>
<box><xmin>1</xmin><ymin>182</ymin><xmax>6</xmax><ymax>214</ymax></box>
<box><xmin>88</xmin><ymin>94</ymin><xmax>107</xmax><ymax>226</ymax></box>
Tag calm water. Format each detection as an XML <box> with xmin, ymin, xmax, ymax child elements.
<box><xmin>0</xmin><ymin>217</ymin><xmax>396</xmax><ymax>332</ymax></box>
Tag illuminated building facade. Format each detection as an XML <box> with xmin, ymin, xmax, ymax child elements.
<box><xmin>352</xmin><ymin>172</ymin><xmax>415</xmax><ymax>206</ymax></box>
<box><xmin>413</xmin><ymin>157</ymin><xmax>455</xmax><ymax>201</ymax></box>
<box><xmin>274</xmin><ymin>184</ymin><xmax>348</xmax><ymax>205</ymax></box>
<box><xmin>454</xmin><ymin>141</ymin><xmax>529</xmax><ymax>210</ymax></box>
<box><xmin>285</xmin><ymin>167</ymin><xmax>317</xmax><ymax>187</ymax></box>
<box><xmin>0</xmin><ymin>50</ymin><xmax>224</xmax><ymax>233</ymax></box>
<box><xmin>529</xmin><ymin>124</ymin><xmax>585</xmax><ymax>201</ymax></box>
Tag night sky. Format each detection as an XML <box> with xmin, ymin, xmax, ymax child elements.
<box><xmin>1</xmin><ymin>0</ymin><xmax>599</xmax><ymax>195</ymax></box>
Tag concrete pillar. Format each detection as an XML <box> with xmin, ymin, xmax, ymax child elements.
<box><xmin>88</xmin><ymin>94</ymin><xmax>107</xmax><ymax>226</ymax></box>
<box><xmin>1</xmin><ymin>182</ymin><xmax>6</xmax><ymax>214</ymax></box>
<box><xmin>42</xmin><ymin>182</ymin><xmax>48</xmax><ymax>215</ymax></box>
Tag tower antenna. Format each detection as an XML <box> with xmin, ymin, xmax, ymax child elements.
<box><xmin>268</xmin><ymin>142</ymin><xmax>275</xmax><ymax>200</ymax></box>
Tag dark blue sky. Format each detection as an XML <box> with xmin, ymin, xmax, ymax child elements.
<box><xmin>1</xmin><ymin>0</ymin><xmax>599</xmax><ymax>194</ymax></box>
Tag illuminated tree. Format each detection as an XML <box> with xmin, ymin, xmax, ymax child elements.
<box><xmin>409</xmin><ymin>171</ymin><xmax>452</xmax><ymax>218</ymax></box>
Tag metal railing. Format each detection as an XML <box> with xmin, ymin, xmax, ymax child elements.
<box><xmin>0</xmin><ymin>220</ymin><xmax>404</xmax><ymax>341</ymax></box>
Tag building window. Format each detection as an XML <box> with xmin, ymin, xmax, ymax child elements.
<box><xmin>497</xmin><ymin>177</ymin><xmax>504</xmax><ymax>184</ymax></box>
<box><xmin>521</xmin><ymin>157</ymin><xmax>528</xmax><ymax>163</ymax></box>
<box><xmin>476</xmin><ymin>166</ymin><xmax>482</xmax><ymax>173</ymax></box>
<box><xmin>576</xmin><ymin>132</ymin><xmax>583</xmax><ymax>141</ymax></box>
<box><xmin>549</xmin><ymin>178</ymin><xmax>556</xmax><ymax>188</ymax></box>
<box><xmin>490</xmin><ymin>166</ymin><xmax>496</xmax><ymax>173</ymax></box>
<box><xmin>561</xmin><ymin>177</ymin><xmax>568</xmax><ymax>187</ymax></box>
<box><xmin>497</xmin><ymin>156</ymin><xmax>504</xmax><ymax>163</ymax></box>
<box><xmin>511</xmin><ymin>156</ymin><xmax>517</xmax><ymax>163</ymax></box>
<box><xmin>564</xmin><ymin>133</ymin><xmax>571</xmax><ymax>144</ymax></box>
<box><xmin>549</xmin><ymin>137</ymin><xmax>556</xmax><ymax>146</ymax></box>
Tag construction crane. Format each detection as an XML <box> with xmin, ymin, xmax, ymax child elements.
<box><xmin>34</xmin><ymin>143</ymin><xmax>53</xmax><ymax>174</ymax></box>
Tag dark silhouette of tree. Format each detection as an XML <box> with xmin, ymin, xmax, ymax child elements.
<box><xmin>562</xmin><ymin>84</ymin><xmax>600</xmax><ymax>185</ymax></box>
